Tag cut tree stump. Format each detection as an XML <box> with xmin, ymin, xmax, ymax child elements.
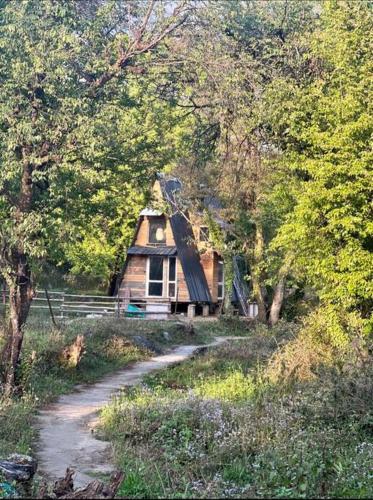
<box><xmin>59</xmin><ymin>335</ymin><xmax>85</xmax><ymax>368</ymax></box>
<box><xmin>47</xmin><ymin>468</ymin><xmax>124</xmax><ymax>499</ymax></box>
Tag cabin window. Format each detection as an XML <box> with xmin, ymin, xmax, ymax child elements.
<box><xmin>199</xmin><ymin>226</ymin><xmax>209</xmax><ymax>242</ymax></box>
<box><xmin>147</xmin><ymin>256</ymin><xmax>164</xmax><ymax>296</ymax></box>
<box><xmin>217</xmin><ymin>260</ymin><xmax>224</xmax><ymax>299</ymax></box>
<box><xmin>149</xmin><ymin>217</ymin><xmax>166</xmax><ymax>244</ymax></box>
<box><xmin>168</xmin><ymin>257</ymin><xmax>177</xmax><ymax>298</ymax></box>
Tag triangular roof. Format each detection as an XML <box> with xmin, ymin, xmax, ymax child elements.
<box><xmin>158</xmin><ymin>175</ymin><xmax>212</xmax><ymax>303</ymax></box>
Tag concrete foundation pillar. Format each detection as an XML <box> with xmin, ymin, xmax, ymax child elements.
<box><xmin>202</xmin><ymin>304</ymin><xmax>209</xmax><ymax>317</ymax></box>
<box><xmin>187</xmin><ymin>303</ymin><xmax>196</xmax><ymax>319</ymax></box>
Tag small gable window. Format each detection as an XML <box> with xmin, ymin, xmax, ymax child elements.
<box><xmin>149</xmin><ymin>217</ymin><xmax>166</xmax><ymax>244</ymax></box>
<box><xmin>199</xmin><ymin>226</ymin><xmax>209</xmax><ymax>242</ymax></box>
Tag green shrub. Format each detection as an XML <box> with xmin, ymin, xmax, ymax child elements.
<box><xmin>100</xmin><ymin>322</ymin><xmax>373</xmax><ymax>498</ymax></box>
<box><xmin>195</xmin><ymin>370</ymin><xmax>256</xmax><ymax>401</ymax></box>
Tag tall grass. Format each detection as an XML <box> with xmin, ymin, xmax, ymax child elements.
<box><xmin>0</xmin><ymin>316</ymin><xmax>213</xmax><ymax>458</ymax></box>
<box><xmin>100</xmin><ymin>321</ymin><xmax>373</xmax><ymax>498</ymax></box>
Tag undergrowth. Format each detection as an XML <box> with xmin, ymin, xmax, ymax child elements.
<box><xmin>0</xmin><ymin>316</ymin><xmax>213</xmax><ymax>457</ymax></box>
<box><xmin>100</xmin><ymin>320</ymin><xmax>373</xmax><ymax>499</ymax></box>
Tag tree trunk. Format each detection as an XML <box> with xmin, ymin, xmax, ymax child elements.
<box><xmin>107</xmin><ymin>271</ymin><xmax>120</xmax><ymax>297</ymax></box>
<box><xmin>1</xmin><ymin>154</ymin><xmax>34</xmax><ymax>394</ymax></box>
<box><xmin>252</xmin><ymin>275</ymin><xmax>267</xmax><ymax>322</ymax></box>
<box><xmin>269</xmin><ymin>262</ymin><xmax>291</xmax><ymax>326</ymax></box>
<box><xmin>269</xmin><ymin>276</ymin><xmax>286</xmax><ymax>326</ymax></box>
<box><xmin>2</xmin><ymin>253</ymin><xmax>33</xmax><ymax>395</ymax></box>
<box><xmin>107</xmin><ymin>245</ymin><xmax>126</xmax><ymax>296</ymax></box>
<box><xmin>223</xmin><ymin>256</ymin><xmax>234</xmax><ymax>315</ymax></box>
<box><xmin>252</xmin><ymin>222</ymin><xmax>267</xmax><ymax>323</ymax></box>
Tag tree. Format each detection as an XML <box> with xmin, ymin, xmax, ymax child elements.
<box><xmin>0</xmin><ymin>0</ymin><xmax>191</xmax><ymax>393</ymax></box>
<box><xmin>57</xmin><ymin>77</ymin><xmax>195</xmax><ymax>294</ymax></box>
<box><xmin>168</xmin><ymin>0</ymin><xmax>317</xmax><ymax>323</ymax></box>
<box><xmin>269</xmin><ymin>0</ymin><xmax>373</xmax><ymax>336</ymax></box>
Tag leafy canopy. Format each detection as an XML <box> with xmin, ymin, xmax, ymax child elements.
<box><xmin>271</xmin><ymin>0</ymin><xmax>373</xmax><ymax>318</ymax></box>
<box><xmin>0</xmin><ymin>0</ymin><xmax>191</xmax><ymax>286</ymax></box>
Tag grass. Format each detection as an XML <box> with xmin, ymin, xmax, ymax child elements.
<box><xmin>99</xmin><ymin>320</ymin><xmax>373</xmax><ymax>499</ymax></box>
<box><xmin>0</xmin><ymin>314</ymin><xmax>214</xmax><ymax>459</ymax></box>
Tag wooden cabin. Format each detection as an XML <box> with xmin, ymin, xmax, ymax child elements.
<box><xmin>117</xmin><ymin>175</ymin><xmax>256</xmax><ymax>318</ymax></box>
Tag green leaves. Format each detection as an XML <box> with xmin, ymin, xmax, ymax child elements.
<box><xmin>271</xmin><ymin>1</ymin><xmax>373</xmax><ymax>323</ymax></box>
<box><xmin>0</xmin><ymin>0</ymin><xmax>193</xmax><ymax>288</ymax></box>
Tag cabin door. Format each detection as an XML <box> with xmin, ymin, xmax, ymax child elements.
<box><xmin>147</xmin><ymin>256</ymin><xmax>164</xmax><ymax>297</ymax></box>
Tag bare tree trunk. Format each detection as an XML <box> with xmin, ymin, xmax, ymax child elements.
<box><xmin>252</xmin><ymin>223</ymin><xmax>267</xmax><ymax>323</ymax></box>
<box><xmin>252</xmin><ymin>274</ymin><xmax>267</xmax><ymax>322</ymax></box>
<box><xmin>1</xmin><ymin>153</ymin><xmax>35</xmax><ymax>394</ymax></box>
<box><xmin>107</xmin><ymin>271</ymin><xmax>120</xmax><ymax>297</ymax></box>
<box><xmin>269</xmin><ymin>276</ymin><xmax>286</xmax><ymax>326</ymax></box>
<box><xmin>269</xmin><ymin>262</ymin><xmax>291</xmax><ymax>326</ymax></box>
<box><xmin>2</xmin><ymin>253</ymin><xmax>33</xmax><ymax>395</ymax></box>
<box><xmin>107</xmin><ymin>250</ymin><xmax>124</xmax><ymax>296</ymax></box>
<box><xmin>223</xmin><ymin>256</ymin><xmax>234</xmax><ymax>315</ymax></box>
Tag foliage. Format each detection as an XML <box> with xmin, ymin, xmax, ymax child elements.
<box><xmin>269</xmin><ymin>1</ymin><xmax>373</xmax><ymax>324</ymax></box>
<box><xmin>0</xmin><ymin>0</ymin><xmax>195</xmax><ymax>390</ymax></box>
<box><xmin>100</xmin><ymin>321</ymin><xmax>373</xmax><ymax>498</ymax></box>
<box><xmin>61</xmin><ymin>82</ymin><xmax>195</xmax><ymax>286</ymax></box>
<box><xmin>165</xmin><ymin>0</ymin><xmax>372</xmax><ymax>328</ymax></box>
<box><xmin>164</xmin><ymin>0</ymin><xmax>319</xmax><ymax>322</ymax></box>
<box><xmin>0</xmin><ymin>314</ymin><xmax>213</xmax><ymax>457</ymax></box>
<box><xmin>0</xmin><ymin>0</ymin><xmax>194</xmax><ymax>289</ymax></box>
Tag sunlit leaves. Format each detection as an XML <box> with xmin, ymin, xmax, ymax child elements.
<box><xmin>272</xmin><ymin>1</ymin><xmax>373</xmax><ymax>318</ymax></box>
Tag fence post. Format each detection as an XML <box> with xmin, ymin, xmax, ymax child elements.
<box><xmin>174</xmin><ymin>287</ymin><xmax>179</xmax><ymax>316</ymax></box>
<box><xmin>45</xmin><ymin>288</ymin><xmax>57</xmax><ymax>327</ymax></box>
<box><xmin>60</xmin><ymin>292</ymin><xmax>65</xmax><ymax>319</ymax></box>
<box><xmin>116</xmin><ymin>294</ymin><xmax>120</xmax><ymax>318</ymax></box>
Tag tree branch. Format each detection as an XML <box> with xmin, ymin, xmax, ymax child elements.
<box><xmin>89</xmin><ymin>1</ymin><xmax>190</xmax><ymax>94</ymax></box>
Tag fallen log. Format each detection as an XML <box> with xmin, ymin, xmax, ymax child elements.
<box><xmin>53</xmin><ymin>468</ymin><xmax>74</xmax><ymax>497</ymax></box>
<box><xmin>0</xmin><ymin>454</ymin><xmax>37</xmax><ymax>482</ymax></box>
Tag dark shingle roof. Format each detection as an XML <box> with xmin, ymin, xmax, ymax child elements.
<box><xmin>160</xmin><ymin>176</ymin><xmax>212</xmax><ymax>303</ymax></box>
<box><xmin>127</xmin><ymin>246</ymin><xmax>177</xmax><ymax>256</ymax></box>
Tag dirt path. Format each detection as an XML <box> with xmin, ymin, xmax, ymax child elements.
<box><xmin>35</xmin><ymin>338</ymin><xmax>233</xmax><ymax>487</ymax></box>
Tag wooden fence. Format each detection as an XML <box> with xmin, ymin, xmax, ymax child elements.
<box><xmin>0</xmin><ymin>289</ymin><xmax>258</xmax><ymax>320</ymax></box>
<box><xmin>0</xmin><ymin>289</ymin><xmax>171</xmax><ymax>320</ymax></box>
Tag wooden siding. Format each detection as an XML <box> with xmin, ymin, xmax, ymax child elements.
<box><xmin>200</xmin><ymin>250</ymin><xmax>221</xmax><ymax>303</ymax></box>
<box><xmin>200</xmin><ymin>250</ymin><xmax>214</xmax><ymax>301</ymax></box>
<box><xmin>189</xmin><ymin>213</ymin><xmax>214</xmax><ymax>253</ymax></box>
<box><xmin>119</xmin><ymin>255</ymin><xmax>147</xmax><ymax>298</ymax></box>
<box><xmin>165</xmin><ymin>218</ymin><xmax>175</xmax><ymax>246</ymax></box>
<box><xmin>134</xmin><ymin>216</ymin><xmax>175</xmax><ymax>246</ymax></box>
<box><xmin>176</xmin><ymin>257</ymin><xmax>190</xmax><ymax>302</ymax></box>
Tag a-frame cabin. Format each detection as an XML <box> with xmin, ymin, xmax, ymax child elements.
<box><xmin>117</xmin><ymin>174</ymin><xmax>257</xmax><ymax>318</ymax></box>
<box><xmin>117</xmin><ymin>175</ymin><xmax>257</xmax><ymax>319</ymax></box>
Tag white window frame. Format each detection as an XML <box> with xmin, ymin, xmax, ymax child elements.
<box><xmin>146</xmin><ymin>256</ymin><xmax>165</xmax><ymax>297</ymax></box>
<box><xmin>217</xmin><ymin>260</ymin><xmax>224</xmax><ymax>300</ymax></box>
<box><xmin>167</xmin><ymin>257</ymin><xmax>177</xmax><ymax>299</ymax></box>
